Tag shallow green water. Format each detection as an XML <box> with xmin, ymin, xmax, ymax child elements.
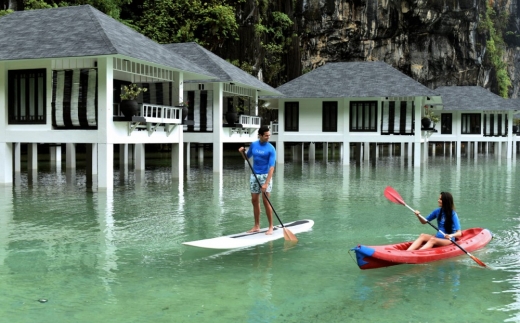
<box><xmin>1</xmin><ymin>154</ymin><xmax>520</xmax><ymax>322</ymax></box>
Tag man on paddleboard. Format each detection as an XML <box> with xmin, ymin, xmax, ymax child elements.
<box><xmin>239</xmin><ymin>125</ymin><xmax>276</xmax><ymax>235</ymax></box>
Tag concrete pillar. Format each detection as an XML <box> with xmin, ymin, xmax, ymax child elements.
<box><xmin>66</xmin><ymin>143</ymin><xmax>76</xmax><ymax>169</ymax></box>
<box><xmin>212</xmin><ymin>82</ymin><xmax>223</xmax><ymax>173</ymax></box>
<box><xmin>422</xmin><ymin>142</ymin><xmax>428</xmax><ymax>163</ymax></box>
<box><xmin>276</xmin><ymin>141</ymin><xmax>284</xmax><ymax>164</ymax></box>
<box><xmin>13</xmin><ymin>143</ymin><xmax>21</xmax><ymax>173</ymax></box>
<box><xmin>323</xmin><ymin>142</ymin><xmax>329</xmax><ymax>161</ymax></box>
<box><xmin>50</xmin><ymin>146</ymin><xmax>56</xmax><ymax>162</ymax></box>
<box><xmin>185</xmin><ymin>142</ymin><xmax>191</xmax><ymax>167</ymax></box>
<box><xmin>456</xmin><ymin>141</ymin><xmax>461</xmax><ymax>158</ymax></box>
<box><xmin>119</xmin><ymin>144</ymin><xmax>128</xmax><ymax>168</ymax></box>
<box><xmin>135</xmin><ymin>143</ymin><xmax>145</xmax><ymax>171</ymax></box>
<box><xmin>363</xmin><ymin>142</ymin><xmax>370</xmax><ymax>161</ymax></box>
<box><xmin>49</xmin><ymin>144</ymin><xmax>61</xmax><ymax>166</ymax></box>
<box><xmin>28</xmin><ymin>143</ymin><xmax>38</xmax><ymax>170</ymax></box>
<box><xmin>342</xmin><ymin>142</ymin><xmax>350</xmax><ymax>165</ymax></box>
<box><xmin>92</xmin><ymin>143</ymin><xmax>98</xmax><ymax>174</ymax></box>
<box><xmin>0</xmin><ymin>143</ymin><xmax>13</xmax><ymax>185</ymax></box>
<box><xmin>308</xmin><ymin>142</ymin><xmax>315</xmax><ymax>161</ymax></box>
<box><xmin>96</xmin><ymin>56</ymin><xmax>114</xmax><ymax>188</ymax></box>
<box><xmin>474</xmin><ymin>141</ymin><xmax>478</xmax><ymax>159</ymax></box>
<box><xmin>97</xmin><ymin>143</ymin><xmax>114</xmax><ymax>190</ymax></box>
<box><xmin>171</xmin><ymin>141</ymin><xmax>183</xmax><ymax>179</ymax></box>
<box><xmin>198</xmin><ymin>145</ymin><xmax>204</xmax><ymax>164</ymax></box>
<box><xmin>413</xmin><ymin>142</ymin><xmax>421</xmax><ymax>167</ymax></box>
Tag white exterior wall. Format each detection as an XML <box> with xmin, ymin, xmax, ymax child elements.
<box><xmin>0</xmin><ymin>56</ymin><xmax>189</xmax><ymax>186</ymax></box>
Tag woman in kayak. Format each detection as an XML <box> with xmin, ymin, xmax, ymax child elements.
<box><xmin>407</xmin><ymin>191</ymin><xmax>461</xmax><ymax>250</ymax></box>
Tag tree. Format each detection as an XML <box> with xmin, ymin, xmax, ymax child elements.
<box><xmin>136</xmin><ymin>0</ymin><xmax>240</xmax><ymax>49</ymax></box>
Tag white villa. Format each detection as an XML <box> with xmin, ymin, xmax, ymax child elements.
<box><xmin>266</xmin><ymin>62</ymin><xmax>518</xmax><ymax>165</ymax></box>
<box><xmin>0</xmin><ymin>5</ymin><xmax>280</xmax><ymax>189</ymax></box>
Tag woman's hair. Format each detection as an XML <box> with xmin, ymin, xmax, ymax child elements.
<box><xmin>258</xmin><ymin>125</ymin><xmax>270</xmax><ymax>136</ymax></box>
<box><xmin>440</xmin><ymin>192</ymin><xmax>456</xmax><ymax>234</ymax></box>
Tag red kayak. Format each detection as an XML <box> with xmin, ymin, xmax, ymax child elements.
<box><xmin>351</xmin><ymin>228</ymin><xmax>492</xmax><ymax>270</ymax></box>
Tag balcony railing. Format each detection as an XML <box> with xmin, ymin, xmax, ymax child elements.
<box><xmin>239</xmin><ymin>115</ymin><xmax>261</xmax><ymax>129</ymax></box>
<box><xmin>141</xmin><ymin>104</ymin><xmax>182</xmax><ymax>124</ymax></box>
<box><xmin>270</xmin><ymin>122</ymin><xmax>279</xmax><ymax>134</ymax></box>
<box><xmin>113</xmin><ymin>103</ymin><xmax>182</xmax><ymax>124</ymax></box>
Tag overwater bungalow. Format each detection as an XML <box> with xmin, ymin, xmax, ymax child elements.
<box><xmin>264</xmin><ymin>62</ymin><xmax>518</xmax><ymax>165</ymax></box>
<box><xmin>429</xmin><ymin>86</ymin><xmax>519</xmax><ymax>158</ymax></box>
<box><xmin>0</xmin><ymin>5</ymin><xmax>280</xmax><ymax>189</ymax></box>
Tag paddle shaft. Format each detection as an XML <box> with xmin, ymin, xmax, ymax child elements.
<box><xmin>402</xmin><ymin>201</ymin><xmax>480</xmax><ymax>258</ymax></box>
<box><xmin>241</xmin><ymin>151</ymin><xmax>286</xmax><ymax>228</ymax></box>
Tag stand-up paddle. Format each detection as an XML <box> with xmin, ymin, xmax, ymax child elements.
<box><xmin>384</xmin><ymin>186</ymin><xmax>486</xmax><ymax>267</ymax></box>
<box><xmin>241</xmin><ymin>151</ymin><xmax>298</xmax><ymax>242</ymax></box>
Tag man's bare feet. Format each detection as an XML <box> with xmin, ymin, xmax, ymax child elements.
<box><xmin>265</xmin><ymin>227</ymin><xmax>274</xmax><ymax>235</ymax></box>
<box><xmin>247</xmin><ymin>227</ymin><xmax>260</xmax><ymax>233</ymax></box>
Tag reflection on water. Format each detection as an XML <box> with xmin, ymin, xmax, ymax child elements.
<box><xmin>1</xmin><ymin>155</ymin><xmax>520</xmax><ymax>322</ymax></box>
<box><xmin>247</xmin><ymin>243</ymin><xmax>276</xmax><ymax>323</ymax></box>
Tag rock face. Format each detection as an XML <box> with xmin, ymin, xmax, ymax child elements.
<box><xmin>292</xmin><ymin>0</ymin><xmax>520</xmax><ymax>97</ymax></box>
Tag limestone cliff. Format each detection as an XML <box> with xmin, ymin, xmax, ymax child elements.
<box><xmin>292</xmin><ymin>0</ymin><xmax>520</xmax><ymax>97</ymax></box>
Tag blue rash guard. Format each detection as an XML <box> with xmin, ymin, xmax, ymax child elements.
<box><xmin>426</xmin><ymin>208</ymin><xmax>461</xmax><ymax>239</ymax></box>
<box><xmin>246</xmin><ymin>140</ymin><xmax>276</xmax><ymax>174</ymax></box>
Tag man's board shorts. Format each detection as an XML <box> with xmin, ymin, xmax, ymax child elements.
<box><xmin>250</xmin><ymin>174</ymin><xmax>272</xmax><ymax>194</ymax></box>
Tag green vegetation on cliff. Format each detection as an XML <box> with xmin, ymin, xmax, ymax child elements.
<box><xmin>479</xmin><ymin>2</ymin><xmax>511</xmax><ymax>97</ymax></box>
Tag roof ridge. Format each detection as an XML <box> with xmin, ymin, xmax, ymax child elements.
<box><xmin>84</xmin><ymin>5</ymin><xmax>118</xmax><ymax>54</ymax></box>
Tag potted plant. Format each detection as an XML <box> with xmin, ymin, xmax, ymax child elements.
<box><xmin>175</xmin><ymin>100</ymin><xmax>189</xmax><ymax>120</ymax></box>
<box><xmin>225</xmin><ymin>97</ymin><xmax>237</xmax><ymax>125</ymax></box>
<box><xmin>421</xmin><ymin>105</ymin><xmax>439</xmax><ymax>129</ymax></box>
<box><xmin>429</xmin><ymin>112</ymin><xmax>440</xmax><ymax>128</ymax></box>
<box><xmin>514</xmin><ymin>119</ymin><xmax>520</xmax><ymax>133</ymax></box>
<box><xmin>120</xmin><ymin>83</ymin><xmax>147</xmax><ymax>118</ymax></box>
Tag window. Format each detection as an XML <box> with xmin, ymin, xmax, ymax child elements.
<box><xmin>350</xmin><ymin>101</ymin><xmax>377</xmax><ymax>132</ymax></box>
<box><xmin>441</xmin><ymin>113</ymin><xmax>452</xmax><ymax>134</ymax></box>
<box><xmin>322</xmin><ymin>101</ymin><xmax>337</xmax><ymax>132</ymax></box>
<box><xmin>8</xmin><ymin>69</ymin><xmax>46</xmax><ymax>124</ymax></box>
<box><xmin>461</xmin><ymin>113</ymin><xmax>481</xmax><ymax>134</ymax></box>
<box><xmin>285</xmin><ymin>102</ymin><xmax>299</xmax><ymax>132</ymax></box>
<box><xmin>52</xmin><ymin>69</ymin><xmax>98</xmax><ymax>129</ymax></box>
<box><xmin>484</xmin><ymin>113</ymin><xmax>507</xmax><ymax>136</ymax></box>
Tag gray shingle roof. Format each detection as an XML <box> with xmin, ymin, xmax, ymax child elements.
<box><xmin>273</xmin><ymin>61</ymin><xmax>439</xmax><ymax>98</ymax></box>
<box><xmin>0</xmin><ymin>5</ymin><xmax>212</xmax><ymax>79</ymax></box>
<box><xmin>163</xmin><ymin>42</ymin><xmax>281</xmax><ymax>96</ymax></box>
<box><xmin>435</xmin><ymin>86</ymin><xmax>518</xmax><ymax>111</ymax></box>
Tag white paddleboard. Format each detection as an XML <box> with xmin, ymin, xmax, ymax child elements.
<box><xmin>182</xmin><ymin>219</ymin><xmax>314</xmax><ymax>249</ymax></box>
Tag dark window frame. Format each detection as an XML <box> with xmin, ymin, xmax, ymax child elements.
<box><xmin>285</xmin><ymin>102</ymin><xmax>299</xmax><ymax>132</ymax></box>
<box><xmin>441</xmin><ymin>113</ymin><xmax>452</xmax><ymax>134</ymax></box>
<box><xmin>8</xmin><ymin>69</ymin><xmax>47</xmax><ymax>125</ymax></box>
<box><xmin>322</xmin><ymin>101</ymin><xmax>338</xmax><ymax>132</ymax></box>
<box><xmin>461</xmin><ymin>113</ymin><xmax>481</xmax><ymax>134</ymax></box>
<box><xmin>350</xmin><ymin>101</ymin><xmax>377</xmax><ymax>132</ymax></box>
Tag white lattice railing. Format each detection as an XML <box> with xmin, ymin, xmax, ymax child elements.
<box><xmin>270</xmin><ymin>122</ymin><xmax>279</xmax><ymax>134</ymax></box>
<box><xmin>141</xmin><ymin>104</ymin><xmax>182</xmax><ymax>124</ymax></box>
<box><xmin>239</xmin><ymin>115</ymin><xmax>261</xmax><ymax>129</ymax></box>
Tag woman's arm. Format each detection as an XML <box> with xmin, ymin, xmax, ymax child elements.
<box><xmin>444</xmin><ymin>230</ymin><xmax>461</xmax><ymax>240</ymax></box>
